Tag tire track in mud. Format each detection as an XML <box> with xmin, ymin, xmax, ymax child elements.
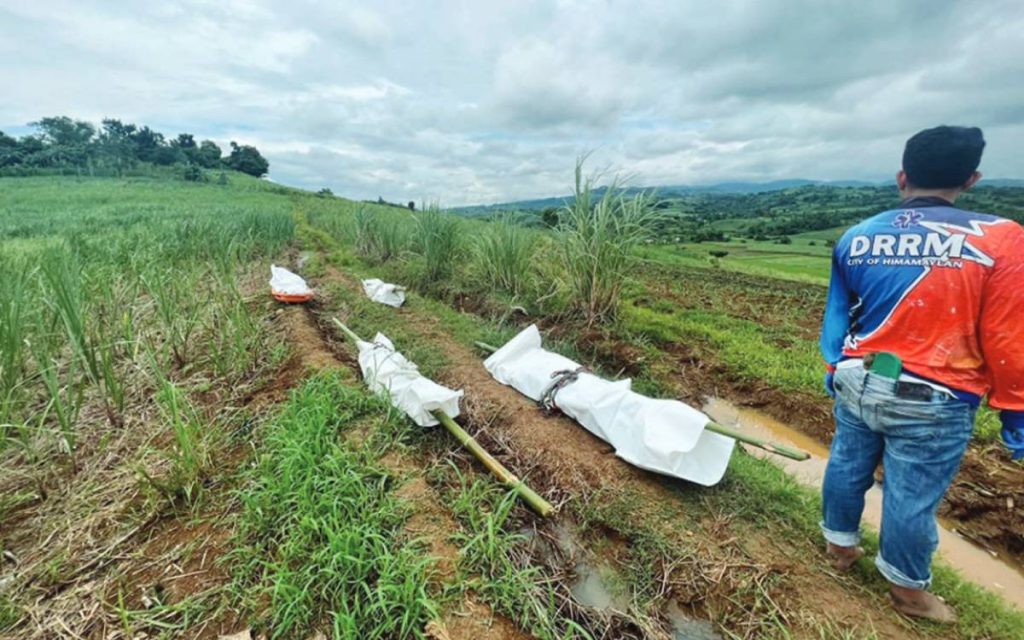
<box><xmin>306</xmin><ymin>264</ymin><xmax>933</xmax><ymax>640</ymax></box>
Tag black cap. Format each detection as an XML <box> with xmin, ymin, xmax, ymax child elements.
<box><xmin>902</xmin><ymin>126</ymin><xmax>985</xmax><ymax>189</ymax></box>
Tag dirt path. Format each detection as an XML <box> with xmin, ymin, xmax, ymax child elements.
<box><xmin>281</xmin><ymin>301</ymin><xmax>533</xmax><ymax>640</ymax></box>
<box><xmin>307</xmin><ymin>263</ymin><xmax>933</xmax><ymax>640</ymax></box>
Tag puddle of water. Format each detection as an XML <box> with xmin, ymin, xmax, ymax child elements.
<box><xmin>570</xmin><ymin>562</ymin><xmax>631</xmax><ymax>611</ymax></box>
<box><xmin>666</xmin><ymin>602</ymin><xmax>722</xmax><ymax>640</ymax></box>
<box><xmin>547</xmin><ymin>520</ymin><xmax>632</xmax><ymax>612</ymax></box>
<box><xmin>703</xmin><ymin>396</ymin><xmax>1024</xmax><ymax>609</ymax></box>
<box><xmin>551</xmin><ymin>520</ymin><xmax>580</xmax><ymax>555</ymax></box>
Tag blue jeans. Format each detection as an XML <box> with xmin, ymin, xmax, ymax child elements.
<box><xmin>821</xmin><ymin>365</ymin><xmax>975</xmax><ymax>590</ymax></box>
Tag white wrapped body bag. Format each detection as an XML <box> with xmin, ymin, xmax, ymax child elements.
<box><xmin>270</xmin><ymin>264</ymin><xmax>313</xmax><ymax>302</ymax></box>
<box><xmin>484</xmin><ymin>325</ymin><xmax>734</xmax><ymax>486</ymax></box>
<box><xmin>357</xmin><ymin>332</ymin><xmax>462</xmax><ymax>427</ymax></box>
<box><xmin>362</xmin><ymin>279</ymin><xmax>406</xmax><ymax>307</ymax></box>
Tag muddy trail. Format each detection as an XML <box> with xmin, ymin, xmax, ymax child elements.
<box><xmin>624</xmin><ymin>268</ymin><xmax>1024</xmax><ymax>568</ymax></box>
<box><xmin>280</xmin><ymin>304</ymin><xmax>533</xmax><ymax>640</ymax></box>
<box><xmin>296</xmin><ymin>259</ymin><xmax>958</xmax><ymax>639</ymax></box>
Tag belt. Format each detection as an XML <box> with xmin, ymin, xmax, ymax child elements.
<box><xmin>839</xmin><ymin>376</ymin><xmax>943</xmax><ymax>401</ymax></box>
<box><xmin>843</xmin><ymin>357</ymin><xmax>955</xmax><ymax>402</ymax></box>
<box><xmin>892</xmin><ymin>379</ymin><xmax>943</xmax><ymax>402</ymax></box>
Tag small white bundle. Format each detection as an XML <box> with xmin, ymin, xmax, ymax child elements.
<box><xmin>357</xmin><ymin>332</ymin><xmax>463</xmax><ymax>427</ymax></box>
<box><xmin>483</xmin><ymin>325</ymin><xmax>735</xmax><ymax>486</ymax></box>
<box><xmin>362</xmin><ymin>278</ymin><xmax>406</xmax><ymax>307</ymax></box>
<box><xmin>269</xmin><ymin>264</ymin><xmax>313</xmax><ymax>296</ymax></box>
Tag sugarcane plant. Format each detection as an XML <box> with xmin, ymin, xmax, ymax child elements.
<box><xmin>559</xmin><ymin>156</ymin><xmax>660</xmax><ymax>325</ymax></box>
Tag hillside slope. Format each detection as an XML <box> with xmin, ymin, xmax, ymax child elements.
<box><xmin>0</xmin><ymin>175</ymin><xmax>1021</xmax><ymax>639</ymax></box>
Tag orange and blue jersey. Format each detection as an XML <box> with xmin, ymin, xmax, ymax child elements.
<box><xmin>820</xmin><ymin>196</ymin><xmax>1024</xmax><ymax>458</ymax></box>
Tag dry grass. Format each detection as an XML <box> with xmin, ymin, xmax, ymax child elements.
<box><xmin>0</xmin><ymin>266</ymin><xmax>287</xmax><ymax>639</ymax></box>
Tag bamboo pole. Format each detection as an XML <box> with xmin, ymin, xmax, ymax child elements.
<box><xmin>473</xmin><ymin>340</ymin><xmax>810</xmax><ymax>461</ymax></box>
<box><xmin>334</xmin><ymin>321</ymin><xmax>361</xmax><ymax>344</ymax></box>
<box><xmin>332</xmin><ymin>318</ymin><xmax>554</xmax><ymax>516</ymax></box>
<box><xmin>697</xmin><ymin>421</ymin><xmax>809</xmax><ymax>461</ymax></box>
<box><xmin>431</xmin><ymin>410</ymin><xmax>553</xmax><ymax>517</ymax></box>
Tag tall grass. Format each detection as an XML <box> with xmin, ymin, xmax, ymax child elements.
<box><xmin>414</xmin><ymin>204</ymin><xmax>461</xmax><ymax>287</ymax></box>
<box><xmin>448</xmin><ymin>469</ymin><xmax>592</xmax><ymax>640</ymax></box>
<box><xmin>41</xmin><ymin>249</ymin><xmax>93</xmax><ymax>378</ymax></box>
<box><xmin>34</xmin><ymin>349</ymin><xmax>82</xmax><ymax>454</ymax></box>
<box><xmin>0</xmin><ymin>176</ymin><xmax>296</xmax><ymax>465</ymax></box>
<box><xmin>473</xmin><ymin>214</ymin><xmax>536</xmax><ymax>298</ymax></box>
<box><xmin>354</xmin><ymin>208</ymin><xmax>408</xmax><ymax>263</ymax></box>
<box><xmin>0</xmin><ymin>260</ymin><xmax>31</xmax><ymax>429</ymax></box>
<box><xmin>205</xmin><ymin>270</ymin><xmax>266</xmax><ymax>378</ymax></box>
<box><xmin>559</xmin><ymin>158</ymin><xmax>658</xmax><ymax>324</ymax></box>
<box><xmin>41</xmin><ymin>248</ymin><xmax>127</xmax><ymax>427</ymax></box>
<box><xmin>144</xmin><ymin>267</ymin><xmax>202</xmax><ymax>368</ymax></box>
<box><xmin>150</xmin><ymin>380</ymin><xmax>208</xmax><ymax>506</ymax></box>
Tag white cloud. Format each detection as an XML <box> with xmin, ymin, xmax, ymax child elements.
<box><xmin>1</xmin><ymin>0</ymin><xmax>1023</xmax><ymax>204</ymax></box>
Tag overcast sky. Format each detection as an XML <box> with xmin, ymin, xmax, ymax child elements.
<box><xmin>2</xmin><ymin>1</ymin><xmax>1022</xmax><ymax>205</ymax></box>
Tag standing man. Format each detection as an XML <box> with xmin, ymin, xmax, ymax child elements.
<box><xmin>819</xmin><ymin>126</ymin><xmax>1024</xmax><ymax>623</ymax></box>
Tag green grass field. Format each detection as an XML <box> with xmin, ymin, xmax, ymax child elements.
<box><xmin>639</xmin><ymin>240</ymin><xmax>833</xmax><ymax>283</ymax></box>
<box><xmin>1</xmin><ymin>174</ymin><xmax>1021</xmax><ymax>639</ymax></box>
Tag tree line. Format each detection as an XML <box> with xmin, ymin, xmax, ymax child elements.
<box><xmin>646</xmin><ymin>184</ymin><xmax>1024</xmax><ymax>243</ymax></box>
<box><xmin>0</xmin><ymin>116</ymin><xmax>269</xmax><ymax>179</ymax></box>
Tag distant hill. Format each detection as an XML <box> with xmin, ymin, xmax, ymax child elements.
<box><xmin>452</xmin><ymin>179</ymin><xmax>877</xmax><ymax>215</ymax></box>
<box><xmin>982</xmin><ymin>178</ymin><xmax>1024</xmax><ymax>188</ymax></box>
<box><xmin>686</xmin><ymin>179</ymin><xmax>881</xmax><ymax>193</ymax></box>
<box><xmin>452</xmin><ymin>178</ymin><xmax>1024</xmax><ymax>216</ymax></box>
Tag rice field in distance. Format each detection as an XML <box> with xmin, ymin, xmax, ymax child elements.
<box><xmin>1</xmin><ymin>172</ymin><xmax>1023</xmax><ymax>639</ymax></box>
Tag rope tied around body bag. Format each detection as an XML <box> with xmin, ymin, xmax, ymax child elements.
<box><xmin>538</xmin><ymin>366</ymin><xmax>588</xmax><ymax>413</ymax></box>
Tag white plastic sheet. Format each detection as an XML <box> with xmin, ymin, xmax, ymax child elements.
<box><xmin>357</xmin><ymin>332</ymin><xmax>463</xmax><ymax>427</ymax></box>
<box><xmin>362</xmin><ymin>278</ymin><xmax>406</xmax><ymax>307</ymax></box>
<box><xmin>484</xmin><ymin>325</ymin><xmax>735</xmax><ymax>486</ymax></box>
<box><xmin>269</xmin><ymin>264</ymin><xmax>312</xmax><ymax>296</ymax></box>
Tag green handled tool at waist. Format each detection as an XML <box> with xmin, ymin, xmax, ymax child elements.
<box><xmin>864</xmin><ymin>352</ymin><xmax>903</xmax><ymax>379</ymax></box>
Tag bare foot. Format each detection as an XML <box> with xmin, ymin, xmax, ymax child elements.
<box><xmin>890</xmin><ymin>586</ymin><xmax>957</xmax><ymax>624</ymax></box>
<box><xmin>826</xmin><ymin>543</ymin><xmax>864</xmax><ymax>571</ymax></box>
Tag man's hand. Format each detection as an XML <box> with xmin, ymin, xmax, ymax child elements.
<box><xmin>1001</xmin><ymin>413</ymin><xmax>1024</xmax><ymax>460</ymax></box>
<box><xmin>825</xmin><ymin>371</ymin><xmax>836</xmax><ymax>398</ymax></box>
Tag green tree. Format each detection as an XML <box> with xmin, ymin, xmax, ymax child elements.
<box><xmin>15</xmin><ymin>136</ymin><xmax>45</xmax><ymax>165</ymax></box>
<box><xmin>174</xmin><ymin>133</ymin><xmax>196</xmax><ymax>149</ymax></box>
<box><xmin>196</xmin><ymin>140</ymin><xmax>222</xmax><ymax>168</ymax></box>
<box><xmin>171</xmin><ymin>133</ymin><xmax>199</xmax><ymax>164</ymax></box>
<box><xmin>182</xmin><ymin>164</ymin><xmax>206</xmax><ymax>182</ymax></box>
<box><xmin>540</xmin><ymin>206</ymin><xmax>559</xmax><ymax>228</ymax></box>
<box><xmin>225</xmin><ymin>141</ymin><xmax>269</xmax><ymax>177</ymax></box>
<box><xmin>32</xmin><ymin>116</ymin><xmax>95</xmax><ymax>148</ymax></box>
<box><xmin>29</xmin><ymin>116</ymin><xmax>96</xmax><ymax>171</ymax></box>
<box><xmin>0</xmin><ymin>131</ymin><xmax>20</xmax><ymax>167</ymax></box>
<box><xmin>97</xmin><ymin>119</ymin><xmax>139</xmax><ymax>174</ymax></box>
<box><xmin>131</xmin><ymin>126</ymin><xmax>166</xmax><ymax>164</ymax></box>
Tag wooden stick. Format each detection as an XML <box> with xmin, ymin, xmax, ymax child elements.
<box><xmin>473</xmin><ymin>340</ymin><xmax>809</xmax><ymax>461</ymax></box>
<box><xmin>699</xmin><ymin>420</ymin><xmax>809</xmax><ymax>461</ymax></box>
<box><xmin>333</xmin><ymin>320</ymin><xmax>362</xmax><ymax>344</ymax></box>
<box><xmin>474</xmin><ymin>340</ymin><xmax>499</xmax><ymax>353</ymax></box>
<box><xmin>431</xmin><ymin>410</ymin><xmax>553</xmax><ymax>516</ymax></box>
<box><xmin>332</xmin><ymin>318</ymin><xmax>554</xmax><ymax>516</ymax></box>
